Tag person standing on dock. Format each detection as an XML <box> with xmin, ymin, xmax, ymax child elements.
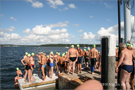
<box><xmin>64</xmin><ymin>52</ymin><xmax>69</xmax><ymax>73</ymax></box>
<box><xmin>49</xmin><ymin>51</ymin><xmax>54</xmax><ymax>79</ymax></box>
<box><xmin>41</xmin><ymin>53</ymin><xmax>47</xmax><ymax>82</ymax></box>
<box><xmin>59</xmin><ymin>53</ymin><xmax>65</xmax><ymax>73</ymax></box>
<box><xmin>21</xmin><ymin>53</ymin><xmax>31</xmax><ymax>83</ymax></box>
<box><xmin>115</xmin><ymin>43</ymin><xmax>134</xmax><ymax>90</ymax></box>
<box><xmin>29</xmin><ymin>53</ymin><xmax>35</xmax><ymax>81</ymax></box>
<box><xmin>90</xmin><ymin>44</ymin><xmax>98</xmax><ymax>74</ymax></box>
<box><xmin>36</xmin><ymin>52</ymin><xmax>42</xmax><ymax>77</ymax></box>
<box><xmin>76</xmin><ymin>44</ymin><xmax>83</xmax><ymax>74</ymax></box>
<box><xmin>115</xmin><ymin>47</ymin><xmax>119</xmax><ymax>68</ymax></box>
<box><xmin>46</xmin><ymin>55</ymin><xmax>50</xmax><ymax>77</ymax></box>
<box><xmin>54</xmin><ymin>52</ymin><xmax>58</xmax><ymax>73</ymax></box>
<box><xmin>84</xmin><ymin>49</ymin><xmax>89</xmax><ymax>68</ymax></box>
<box><xmin>67</xmin><ymin>45</ymin><xmax>78</xmax><ymax>75</ymax></box>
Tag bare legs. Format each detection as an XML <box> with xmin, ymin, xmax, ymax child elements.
<box><xmin>41</xmin><ymin>66</ymin><xmax>46</xmax><ymax>82</ymax></box>
<box><xmin>24</xmin><ymin>70</ymin><xmax>28</xmax><ymax>82</ymax></box>
<box><xmin>38</xmin><ymin>64</ymin><xmax>41</xmax><ymax>77</ymax></box>
<box><xmin>120</xmin><ymin>69</ymin><xmax>131</xmax><ymax>90</ymax></box>
<box><xmin>28</xmin><ymin>69</ymin><xmax>32</xmax><ymax>84</ymax></box>
<box><xmin>50</xmin><ymin>67</ymin><xmax>54</xmax><ymax>79</ymax></box>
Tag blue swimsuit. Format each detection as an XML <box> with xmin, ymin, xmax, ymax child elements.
<box><xmin>121</xmin><ymin>65</ymin><xmax>133</xmax><ymax>73</ymax></box>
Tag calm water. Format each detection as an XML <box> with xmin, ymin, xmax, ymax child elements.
<box><xmin>1</xmin><ymin>46</ymin><xmax>101</xmax><ymax>89</ymax></box>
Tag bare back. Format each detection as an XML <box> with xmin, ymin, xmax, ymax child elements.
<box><xmin>90</xmin><ymin>48</ymin><xmax>98</xmax><ymax>59</ymax></box>
<box><xmin>59</xmin><ymin>57</ymin><xmax>64</xmax><ymax>64</ymax></box>
<box><xmin>121</xmin><ymin>48</ymin><xmax>133</xmax><ymax>65</ymax></box>
<box><xmin>41</xmin><ymin>55</ymin><xmax>46</xmax><ymax>65</ymax></box>
<box><xmin>68</xmin><ymin>48</ymin><xmax>78</xmax><ymax>57</ymax></box>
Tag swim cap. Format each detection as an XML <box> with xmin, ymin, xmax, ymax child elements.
<box><xmin>71</xmin><ymin>45</ymin><xmax>74</xmax><ymax>47</ymax></box>
<box><xmin>77</xmin><ymin>44</ymin><xmax>79</xmax><ymax>47</ymax></box>
<box><xmin>40</xmin><ymin>52</ymin><xmax>43</xmax><ymax>54</ymax></box>
<box><xmin>116</xmin><ymin>47</ymin><xmax>119</xmax><ymax>49</ymax></box>
<box><xmin>58</xmin><ymin>53</ymin><xmax>60</xmax><ymax>55</ymax></box>
<box><xmin>99</xmin><ymin>52</ymin><xmax>100</xmax><ymax>53</ymax></box>
<box><xmin>47</xmin><ymin>55</ymin><xmax>49</xmax><ymax>58</ymax></box>
<box><xmin>31</xmin><ymin>53</ymin><xmax>34</xmax><ymax>56</ymax></box>
<box><xmin>84</xmin><ymin>49</ymin><xmax>86</xmax><ymax>51</ymax></box>
<box><xmin>63</xmin><ymin>53</ymin><xmax>65</xmax><ymax>55</ymax></box>
<box><xmin>50</xmin><ymin>51</ymin><xmax>53</xmax><ymax>54</ymax></box>
<box><xmin>28</xmin><ymin>54</ymin><xmax>31</xmax><ymax>57</ymax></box>
<box><xmin>25</xmin><ymin>52</ymin><xmax>28</xmax><ymax>55</ymax></box>
<box><xmin>93</xmin><ymin>44</ymin><xmax>96</xmax><ymax>47</ymax></box>
<box><xmin>56</xmin><ymin>52</ymin><xmax>58</xmax><ymax>54</ymax></box>
<box><xmin>16</xmin><ymin>67</ymin><xmax>19</xmax><ymax>70</ymax></box>
<box><xmin>66</xmin><ymin>51</ymin><xmax>67</xmax><ymax>54</ymax></box>
<box><xmin>130</xmin><ymin>44</ymin><xmax>133</xmax><ymax>48</ymax></box>
<box><xmin>62</xmin><ymin>54</ymin><xmax>64</xmax><ymax>56</ymax></box>
<box><xmin>87</xmin><ymin>47</ymin><xmax>90</xmax><ymax>50</ymax></box>
<box><xmin>126</xmin><ymin>43</ymin><xmax>130</xmax><ymax>47</ymax></box>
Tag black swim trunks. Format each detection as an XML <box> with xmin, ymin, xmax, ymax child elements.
<box><xmin>25</xmin><ymin>65</ymin><xmax>31</xmax><ymax>70</ymax></box>
<box><xmin>116</xmin><ymin>57</ymin><xmax>118</xmax><ymax>61</ymax></box>
<box><xmin>91</xmin><ymin>58</ymin><xmax>96</xmax><ymax>67</ymax></box>
<box><xmin>60</xmin><ymin>64</ymin><xmax>64</xmax><ymax>67</ymax></box>
<box><xmin>70</xmin><ymin>57</ymin><xmax>76</xmax><ymax>62</ymax></box>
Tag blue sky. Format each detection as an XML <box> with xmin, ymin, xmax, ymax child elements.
<box><xmin>0</xmin><ymin>0</ymin><xmax>135</xmax><ymax>45</ymax></box>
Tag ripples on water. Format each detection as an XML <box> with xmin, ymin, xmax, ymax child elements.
<box><xmin>1</xmin><ymin>46</ymin><xmax>101</xmax><ymax>89</ymax></box>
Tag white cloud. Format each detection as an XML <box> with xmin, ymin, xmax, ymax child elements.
<box><xmin>90</xmin><ymin>16</ymin><xmax>93</xmax><ymax>18</ymax></box>
<box><xmin>4</xmin><ymin>33</ymin><xmax>21</xmax><ymax>40</ymax></box>
<box><xmin>47</xmin><ymin>0</ymin><xmax>64</xmax><ymax>9</ymax></box>
<box><xmin>72</xmin><ymin>24</ymin><xmax>79</xmax><ymax>27</ymax></box>
<box><xmin>10</xmin><ymin>17</ymin><xmax>17</xmax><ymax>21</ymax></box>
<box><xmin>68</xmin><ymin>3</ymin><xmax>76</xmax><ymax>8</ymax></box>
<box><xmin>104</xmin><ymin>2</ymin><xmax>113</xmax><ymax>9</ymax></box>
<box><xmin>95</xmin><ymin>15</ymin><xmax>135</xmax><ymax>42</ymax></box>
<box><xmin>23</xmin><ymin>28</ymin><xmax>31</xmax><ymax>34</ymax></box>
<box><xmin>2</xmin><ymin>26</ymin><xmax>16</xmax><ymax>32</ymax></box>
<box><xmin>81</xmin><ymin>32</ymin><xmax>95</xmax><ymax>40</ymax></box>
<box><xmin>49</xmin><ymin>21</ymin><xmax>68</xmax><ymax>27</ymax></box>
<box><xmin>26</xmin><ymin>0</ymin><xmax>43</xmax><ymax>8</ymax></box>
<box><xmin>77</xmin><ymin>30</ymin><xmax>83</xmax><ymax>32</ymax></box>
<box><xmin>0</xmin><ymin>31</ymin><xmax>4</xmax><ymax>37</ymax></box>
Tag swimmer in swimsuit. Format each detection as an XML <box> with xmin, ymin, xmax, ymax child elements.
<box><xmin>40</xmin><ymin>52</ymin><xmax>47</xmax><ymax>82</ymax></box>
<box><xmin>46</xmin><ymin>55</ymin><xmax>50</xmax><ymax>77</ymax></box>
<box><xmin>49</xmin><ymin>51</ymin><xmax>54</xmax><ymax>79</ymax></box>
<box><xmin>115</xmin><ymin>43</ymin><xmax>134</xmax><ymax>90</ymax></box>
<box><xmin>90</xmin><ymin>44</ymin><xmax>98</xmax><ymax>74</ymax></box>
<box><xmin>67</xmin><ymin>45</ymin><xmax>78</xmax><ymax>75</ymax></box>
<box><xmin>30</xmin><ymin>53</ymin><xmax>35</xmax><ymax>81</ymax></box>
<box><xmin>14</xmin><ymin>68</ymin><xmax>23</xmax><ymax>85</ymax></box>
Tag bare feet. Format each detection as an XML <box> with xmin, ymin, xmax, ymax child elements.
<box><xmin>24</xmin><ymin>80</ymin><xmax>27</xmax><ymax>82</ymax></box>
<box><xmin>28</xmin><ymin>82</ymin><xmax>32</xmax><ymax>84</ymax></box>
<box><xmin>41</xmin><ymin>80</ymin><xmax>46</xmax><ymax>83</ymax></box>
<box><xmin>14</xmin><ymin>82</ymin><xmax>18</xmax><ymax>85</ymax></box>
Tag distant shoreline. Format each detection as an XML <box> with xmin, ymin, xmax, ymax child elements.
<box><xmin>0</xmin><ymin>44</ymin><xmax>101</xmax><ymax>47</ymax></box>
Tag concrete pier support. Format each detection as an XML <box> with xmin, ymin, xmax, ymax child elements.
<box><xmin>101</xmin><ymin>35</ymin><xmax>116</xmax><ymax>89</ymax></box>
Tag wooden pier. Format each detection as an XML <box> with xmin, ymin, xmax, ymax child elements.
<box><xmin>58</xmin><ymin>68</ymin><xmax>118</xmax><ymax>89</ymax></box>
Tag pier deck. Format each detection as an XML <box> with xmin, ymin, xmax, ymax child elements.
<box><xmin>58</xmin><ymin>68</ymin><xmax>118</xmax><ymax>89</ymax></box>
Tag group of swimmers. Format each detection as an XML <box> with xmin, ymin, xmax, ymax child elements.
<box><xmin>14</xmin><ymin>43</ymin><xmax>134</xmax><ymax>90</ymax></box>
<box><xmin>14</xmin><ymin>44</ymin><xmax>100</xmax><ymax>85</ymax></box>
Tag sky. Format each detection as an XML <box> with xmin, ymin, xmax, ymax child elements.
<box><xmin>0</xmin><ymin>0</ymin><xmax>135</xmax><ymax>45</ymax></box>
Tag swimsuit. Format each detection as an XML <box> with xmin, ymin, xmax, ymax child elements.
<box><xmin>25</xmin><ymin>65</ymin><xmax>31</xmax><ymax>70</ymax></box>
<box><xmin>57</xmin><ymin>62</ymin><xmax>60</xmax><ymax>66</ymax></box>
<box><xmin>76</xmin><ymin>57</ymin><xmax>82</xmax><ymax>64</ymax></box>
<box><xmin>116</xmin><ymin>57</ymin><xmax>118</xmax><ymax>61</ymax></box>
<box><xmin>84</xmin><ymin>52</ymin><xmax>89</xmax><ymax>62</ymax></box>
<box><xmin>91</xmin><ymin>58</ymin><xmax>96</xmax><ymax>67</ymax></box>
<box><xmin>42</xmin><ymin>65</ymin><xmax>46</xmax><ymax>68</ymax></box>
<box><xmin>66</xmin><ymin>61</ymin><xmax>69</xmax><ymax>63</ymax></box>
<box><xmin>60</xmin><ymin>64</ymin><xmax>64</xmax><ymax>67</ymax></box>
<box><xmin>31</xmin><ymin>64</ymin><xmax>34</xmax><ymax>68</ymax></box>
<box><xmin>70</xmin><ymin>57</ymin><xmax>76</xmax><ymax>62</ymax></box>
<box><xmin>19</xmin><ymin>74</ymin><xmax>23</xmax><ymax>77</ymax></box>
<box><xmin>49</xmin><ymin>63</ymin><xmax>53</xmax><ymax>67</ymax></box>
<box><xmin>121</xmin><ymin>65</ymin><xmax>133</xmax><ymax>73</ymax></box>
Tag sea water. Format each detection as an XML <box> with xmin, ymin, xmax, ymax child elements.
<box><xmin>1</xmin><ymin>46</ymin><xmax>101</xmax><ymax>89</ymax></box>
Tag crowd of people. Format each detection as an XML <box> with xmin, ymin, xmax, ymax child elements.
<box><xmin>14</xmin><ymin>43</ymin><xmax>135</xmax><ymax>90</ymax></box>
